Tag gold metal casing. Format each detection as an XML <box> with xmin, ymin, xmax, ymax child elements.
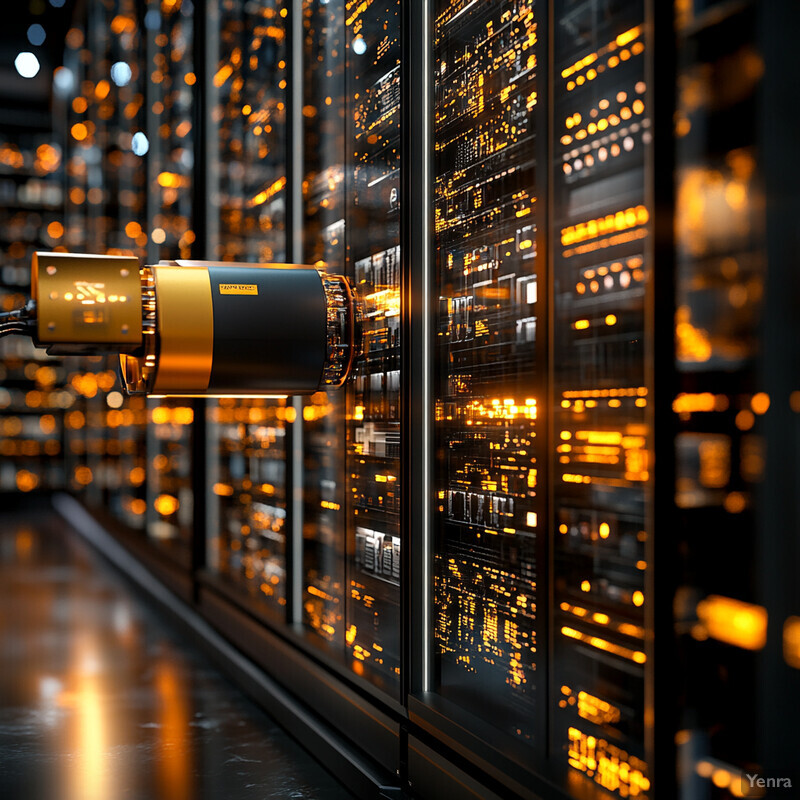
<box><xmin>150</xmin><ymin>265</ymin><xmax>214</xmax><ymax>394</ymax></box>
<box><xmin>32</xmin><ymin>251</ymin><xmax>142</xmax><ymax>351</ymax></box>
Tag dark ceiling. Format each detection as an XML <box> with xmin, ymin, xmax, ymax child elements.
<box><xmin>0</xmin><ymin>0</ymin><xmax>77</xmax><ymax>131</ymax></box>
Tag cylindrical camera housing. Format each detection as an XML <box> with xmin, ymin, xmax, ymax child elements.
<box><xmin>120</xmin><ymin>260</ymin><xmax>359</xmax><ymax>397</ymax></box>
<box><xmin>31</xmin><ymin>252</ymin><xmax>360</xmax><ymax>397</ymax></box>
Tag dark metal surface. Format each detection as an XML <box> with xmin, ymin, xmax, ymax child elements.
<box><xmin>207</xmin><ymin>266</ymin><xmax>327</xmax><ymax>393</ymax></box>
<box><xmin>0</xmin><ymin>499</ymin><xmax>355</xmax><ymax>800</ymax></box>
<box><xmin>645</xmin><ymin>0</ymin><xmax>678</xmax><ymax>795</ymax></box>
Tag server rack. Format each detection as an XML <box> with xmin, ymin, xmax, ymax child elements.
<box><xmin>48</xmin><ymin>1</ymin><xmax>800</xmax><ymax>798</ymax></box>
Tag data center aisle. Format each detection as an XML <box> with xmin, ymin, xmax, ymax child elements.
<box><xmin>0</xmin><ymin>500</ymin><xmax>355</xmax><ymax>800</ymax></box>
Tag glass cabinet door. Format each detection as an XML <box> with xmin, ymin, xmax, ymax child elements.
<box><xmin>432</xmin><ymin>0</ymin><xmax>543</xmax><ymax>743</ymax></box>
<box><xmin>205</xmin><ymin>0</ymin><xmax>291</xmax><ymax>614</ymax></box>
<box><xmin>199</xmin><ymin>0</ymin><xmax>404</xmax><ymax>696</ymax></box>
<box><xmin>299</xmin><ymin>0</ymin><xmax>402</xmax><ymax>696</ymax></box>
<box><xmin>144</xmin><ymin>0</ymin><xmax>196</xmax><ymax>264</ymax></box>
<box><xmin>343</xmin><ymin>0</ymin><xmax>403</xmax><ymax>695</ymax></box>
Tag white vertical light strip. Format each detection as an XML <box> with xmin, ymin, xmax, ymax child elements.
<box><xmin>202</xmin><ymin>0</ymin><xmax>221</xmax><ymax>570</ymax></box>
<box><xmin>419</xmin><ymin>0</ymin><xmax>433</xmax><ymax>693</ymax></box>
<box><xmin>290</xmin><ymin>393</ymin><xmax>304</xmax><ymax>624</ymax></box>
<box><xmin>288</xmin><ymin>0</ymin><xmax>305</xmax><ymax>624</ymax></box>
<box><xmin>205</xmin><ymin>0</ymin><xmax>220</xmax><ymax>254</ymax></box>
<box><xmin>289</xmin><ymin>0</ymin><xmax>304</xmax><ymax>265</ymax></box>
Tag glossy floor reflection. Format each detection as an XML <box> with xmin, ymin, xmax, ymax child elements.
<box><xmin>0</xmin><ymin>500</ymin><xmax>355</xmax><ymax>800</ymax></box>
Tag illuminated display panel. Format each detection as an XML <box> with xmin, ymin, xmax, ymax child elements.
<box><xmin>432</xmin><ymin>0</ymin><xmax>542</xmax><ymax>743</ymax></box>
<box><xmin>344</xmin><ymin>0</ymin><xmax>402</xmax><ymax>693</ymax></box>
<box><xmin>673</xmin><ymin>2</ymin><xmax>766</xmax><ymax>793</ymax></box>
<box><xmin>206</xmin><ymin>0</ymin><xmax>290</xmax><ymax>611</ymax></box>
<box><xmin>551</xmin><ymin>1</ymin><xmax>651</xmax><ymax>795</ymax></box>
<box><xmin>301</xmin><ymin>0</ymin><xmax>347</xmax><ymax>653</ymax></box>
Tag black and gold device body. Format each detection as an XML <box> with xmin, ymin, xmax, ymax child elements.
<box><xmin>28</xmin><ymin>252</ymin><xmax>360</xmax><ymax>397</ymax></box>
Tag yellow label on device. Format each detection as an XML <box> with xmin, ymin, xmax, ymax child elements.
<box><xmin>219</xmin><ymin>283</ymin><xmax>258</xmax><ymax>296</ymax></box>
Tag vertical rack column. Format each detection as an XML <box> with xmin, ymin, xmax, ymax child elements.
<box><xmin>645</xmin><ymin>0</ymin><xmax>678</xmax><ymax>794</ymax></box>
<box><xmin>191</xmin><ymin>0</ymin><xmax>216</xmax><ymax>593</ymax></box>
<box><xmin>402</xmin><ymin>0</ymin><xmax>434</xmax><ymax>699</ymax></box>
<box><xmin>286</xmin><ymin>0</ymin><xmax>305</xmax><ymax>626</ymax></box>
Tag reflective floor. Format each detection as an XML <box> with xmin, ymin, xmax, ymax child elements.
<box><xmin>0</xmin><ymin>500</ymin><xmax>355</xmax><ymax>800</ymax></box>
